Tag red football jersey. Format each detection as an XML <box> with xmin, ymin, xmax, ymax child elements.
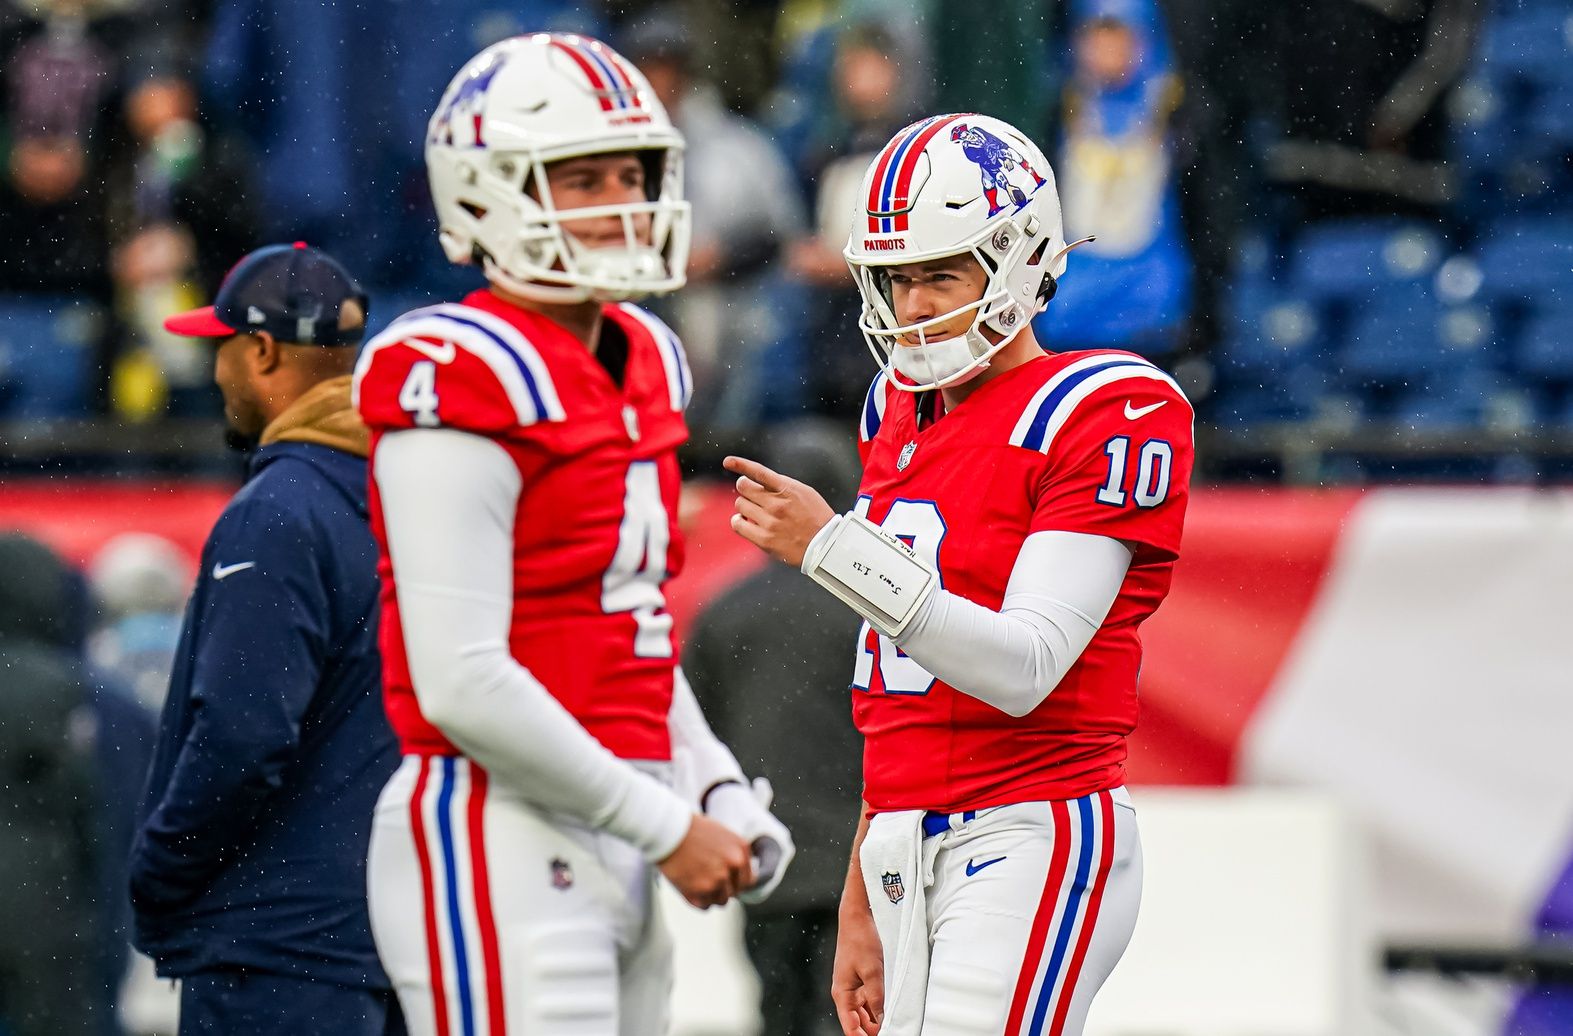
<box><xmin>852</xmin><ymin>350</ymin><xmax>1193</xmax><ymax>812</ymax></box>
<box><xmin>353</xmin><ymin>290</ymin><xmax>693</xmax><ymax>760</ymax></box>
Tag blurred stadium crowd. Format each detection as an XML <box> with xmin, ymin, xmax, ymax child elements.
<box><xmin>1</xmin><ymin>0</ymin><xmax>1566</xmax><ymax>481</ymax></box>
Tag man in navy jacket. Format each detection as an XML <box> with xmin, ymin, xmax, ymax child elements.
<box><xmin>130</xmin><ymin>244</ymin><xmax>403</xmax><ymax>1034</ymax></box>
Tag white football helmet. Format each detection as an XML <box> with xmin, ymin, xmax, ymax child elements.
<box><xmin>426</xmin><ymin>33</ymin><xmax>691</xmax><ymax>303</ymax></box>
<box><xmin>843</xmin><ymin>113</ymin><xmax>1070</xmax><ymax>391</ymax></box>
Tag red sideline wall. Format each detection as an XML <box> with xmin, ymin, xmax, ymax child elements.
<box><xmin>0</xmin><ymin>480</ymin><xmax>1359</xmax><ymax>788</ymax></box>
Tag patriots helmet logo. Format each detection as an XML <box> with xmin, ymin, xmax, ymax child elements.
<box><xmin>433</xmin><ymin>50</ymin><xmax>506</xmax><ymax>148</ymax></box>
<box><xmin>950</xmin><ymin>122</ymin><xmax>1048</xmax><ymax>217</ymax></box>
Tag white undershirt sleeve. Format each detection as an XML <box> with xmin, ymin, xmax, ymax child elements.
<box><xmin>667</xmin><ymin>665</ymin><xmax>747</xmax><ymax>806</ymax></box>
<box><xmin>375</xmin><ymin>428</ymin><xmax>692</xmax><ymax>862</ymax></box>
<box><xmin>888</xmin><ymin>530</ymin><xmax>1133</xmax><ymax>717</ymax></box>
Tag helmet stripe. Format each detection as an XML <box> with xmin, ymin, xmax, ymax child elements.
<box><xmin>549</xmin><ymin>38</ymin><xmax>614</xmax><ymax>112</ymax></box>
<box><xmin>877</xmin><ymin>118</ymin><xmax>937</xmax><ymax>227</ymax></box>
<box><xmin>888</xmin><ymin>113</ymin><xmax>972</xmax><ymax>232</ymax></box>
<box><xmin>579</xmin><ymin>41</ymin><xmax>630</xmax><ymax>110</ymax></box>
<box><xmin>599</xmin><ymin>47</ymin><xmax>647</xmax><ymax>110</ymax></box>
<box><xmin>864</xmin><ymin>118</ymin><xmax>931</xmax><ymax>233</ymax></box>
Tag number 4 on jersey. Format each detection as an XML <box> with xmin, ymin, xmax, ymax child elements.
<box><xmin>602</xmin><ymin>461</ymin><xmax>674</xmax><ymax>658</ymax></box>
<box><xmin>398</xmin><ymin>360</ymin><xmax>441</xmax><ymax>427</ymax></box>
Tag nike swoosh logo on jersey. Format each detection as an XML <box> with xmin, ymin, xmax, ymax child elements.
<box><xmin>212</xmin><ymin>561</ymin><xmax>255</xmax><ymax>581</ymax></box>
<box><xmin>1124</xmin><ymin>399</ymin><xmax>1168</xmax><ymax>420</ymax></box>
<box><xmin>965</xmin><ymin>856</ymin><xmax>1007</xmax><ymax>877</ymax></box>
<box><xmin>404</xmin><ymin>338</ymin><xmax>457</xmax><ymax>364</ymax></box>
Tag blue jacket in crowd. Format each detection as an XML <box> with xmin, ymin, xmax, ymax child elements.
<box><xmin>130</xmin><ymin>434</ymin><xmax>397</xmax><ymax>989</ymax></box>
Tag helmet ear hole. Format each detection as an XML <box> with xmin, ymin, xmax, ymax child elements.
<box><xmin>1027</xmin><ymin>237</ymin><xmax>1049</xmax><ymax>267</ymax></box>
<box><xmin>636</xmin><ymin>150</ymin><xmax>666</xmax><ymax>203</ymax></box>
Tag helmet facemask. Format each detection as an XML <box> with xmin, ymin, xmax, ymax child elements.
<box><xmin>439</xmin><ymin>144</ymin><xmax>692</xmax><ymax>305</ymax></box>
<box><xmin>852</xmin><ymin>226</ymin><xmax>1043</xmax><ymax>393</ymax></box>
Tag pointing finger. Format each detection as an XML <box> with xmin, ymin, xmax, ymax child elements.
<box><xmin>723</xmin><ymin>455</ymin><xmax>785</xmax><ymax>492</ymax></box>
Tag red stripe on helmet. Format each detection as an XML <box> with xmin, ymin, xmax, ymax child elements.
<box><xmin>890</xmin><ymin>113</ymin><xmax>972</xmax><ymax>232</ymax></box>
<box><xmin>550</xmin><ymin>38</ymin><xmax>614</xmax><ymax>111</ymax></box>
<box><xmin>596</xmin><ymin>43</ymin><xmax>647</xmax><ymax>109</ymax></box>
<box><xmin>864</xmin><ymin>126</ymin><xmax>915</xmax><ymax>233</ymax></box>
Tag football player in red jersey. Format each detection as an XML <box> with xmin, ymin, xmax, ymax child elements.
<box><xmin>727</xmin><ymin>113</ymin><xmax>1193</xmax><ymax>1036</ymax></box>
<box><xmin>353</xmin><ymin>35</ymin><xmax>793</xmax><ymax>1036</ymax></box>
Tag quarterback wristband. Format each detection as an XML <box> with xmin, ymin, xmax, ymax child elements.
<box><xmin>801</xmin><ymin>513</ymin><xmax>938</xmax><ymax>639</ymax></box>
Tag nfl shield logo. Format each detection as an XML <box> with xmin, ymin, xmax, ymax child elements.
<box><xmin>897</xmin><ymin>441</ymin><xmax>918</xmax><ymax>471</ymax></box>
<box><xmin>550</xmin><ymin>857</ymin><xmax>574</xmax><ymax>891</ymax></box>
<box><xmin>882</xmin><ymin>871</ymin><xmax>905</xmax><ymax>904</ymax></box>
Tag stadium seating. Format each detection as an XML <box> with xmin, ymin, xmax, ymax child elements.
<box><xmin>1289</xmin><ymin>221</ymin><xmax>1443</xmax><ymax>309</ymax></box>
<box><xmin>0</xmin><ymin>298</ymin><xmax>101</xmax><ymax>419</ymax></box>
<box><xmin>1481</xmin><ymin>7</ymin><xmax>1573</xmax><ymax>90</ymax></box>
<box><xmin>1515</xmin><ymin>306</ymin><xmax>1573</xmax><ymax>382</ymax></box>
<box><xmin>1477</xmin><ymin>217</ymin><xmax>1573</xmax><ymax>306</ymax></box>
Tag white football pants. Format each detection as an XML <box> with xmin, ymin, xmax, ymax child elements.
<box><xmin>368</xmin><ymin>755</ymin><xmax>672</xmax><ymax>1036</ymax></box>
<box><xmin>859</xmin><ymin>788</ymin><xmax>1142</xmax><ymax>1036</ymax></box>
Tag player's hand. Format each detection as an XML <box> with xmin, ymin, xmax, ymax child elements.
<box><xmin>723</xmin><ymin>455</ymin><xmax>836</xmax><ymax>569</ymax></box>
<box><xmin>832</xmin><ymin>903</ymin><xmax>885</xmax><ymax>1036</ymax></box>
<box><xmin>658</xmin><ymin>813</ymin><xmax>754</xmax><ymax>910</ymax></box>
<box><xmin>705</xmin><ymin>777</ymin><xmax>797</xmax><ymax>905</ymax></box>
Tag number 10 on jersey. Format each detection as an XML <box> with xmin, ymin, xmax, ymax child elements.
<box><xmin>851</xmin><ymin>498</ymin><xmax>946</xmax><ymax>696</ymax></box>
<box><xmin>1097</xmin><ymin>436</ymin><xmax>1173</xmax><ymax>508</ymax></box>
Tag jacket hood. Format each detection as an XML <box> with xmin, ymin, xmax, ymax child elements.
<box><xmin>259</xmin><ymin>375</ymin><xmax>369</xmax><ymax>459</ymax></box>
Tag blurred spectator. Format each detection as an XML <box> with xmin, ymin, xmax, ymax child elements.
<box><xmin>201</xmin><ymin>0</ymin><xmax>605</xmax><ymax>299</ymax></box>
<box><xmin>0</xmin><ymin>532</ymin><xmax>128</xmax><ymax>1036</ymax></box>
<box><xmin>786</xmin><ymin>21</ymin><xmax>922</xmax><ymax>418</ymax></box>
<box><xmin>108</xmin><ymin>60</ymin><xmax>259</xmax><ymax>420</ymax></box>
<box><xmin>87</xmin><ymin>532</ymin><xmax>192</xmax><ymax>710</ymax></box>
<box><xmin>1035</xmin><ymin>3</ymin><xmax>1193</xmax><ymax>356</ymax></box>
<box><xmin>683</xmin><ymin>420</ymin><xmax>865</xmax><ymax>1036</ymax></box>
<box><xmin>0</xmin><ymin>3</ymin><xmax>120</xmax><ymax>302</ymax></box>
<box><xmin>621</xmin><ymin>9</ymin><xmax>805</xmax><ymax>429</ymax></box>
<box><xmin>1154</xmin><ymin>0</ymin><xmax>1264</xmax><ymax>362</ymax></box>
<box><xmin>1264</xmin><ymin>0</ymin><xmax>1483</xmax><ymax>222</ymax></box>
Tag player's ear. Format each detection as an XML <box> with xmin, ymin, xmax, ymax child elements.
<box><xmin>251</xmin><ymin>331</ymin><xmax>283</xmax><ymax>375</ymax></box>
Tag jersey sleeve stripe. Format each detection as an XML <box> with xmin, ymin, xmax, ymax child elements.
<box><xmin>619</xmin><ymin>304</ymin><xmax>691</xmax><ymax>411</ymax></box>
<box><xmin>860</xmin><ymin>372</ymin><xmax>889</xmax><ymax>442</ymax></box>
<box><xmin>426</xmin><ymin>306</ymin><xmax>567</xmax><ymax>421</ymax></box>
<box><xmin>1011</xmin><ymin>356</ymin><xmax>1182</xmax><ymax>454</ymax></box>
<box><xmin>354</xmin><ymin>309</ymin><xmax>564</xmax><ymax>426</ymax></box>
<box><xmin>357</xmin><ymin>315</ymin><xmax>540</xmax><ymax>425</ymax></box>
<box><xmin>1007</xmin><ymin>354</ymin><xmax>1135</xmax><ymax>449</ymax></box>
<box><xmin>1013</xmin><ymin>361</ymin><xmax>1189</xmax><ymax>457</ymax></box>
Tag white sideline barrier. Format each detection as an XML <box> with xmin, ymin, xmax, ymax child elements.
<box><xmin>1086</xmin><ymin>787</ymin><xmax>1379</xmax><ymax>1036</ymax></box>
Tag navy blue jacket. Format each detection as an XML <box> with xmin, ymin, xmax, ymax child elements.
<box><xmin>130</xmin><ymin>441</ymin><xmax>397</xmax><ymax>988</ymax></box>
